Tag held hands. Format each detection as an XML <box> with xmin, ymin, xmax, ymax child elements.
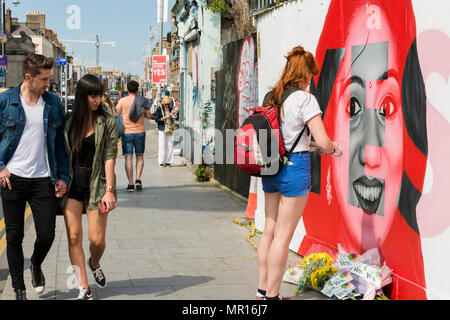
<box><xmin>55</xmin><ymin>180</ymin><xmax>67</xmax><ymax>198</ymax></box>
<box><xmin>0</xmin><ymin>167</ymin><xmax>11</xmax><ymax>190</ymax></box>
<box><xmin>101</xmin><ymin>191</ymin><xmax>116</xmax><ymax>213</ymax></box>
<box><xmin>0</xmin><ymin>170</ymin><xmax>69</xmax><ymax>194</ymax></box>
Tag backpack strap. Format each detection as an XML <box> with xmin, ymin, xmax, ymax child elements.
<box><xmin>264</xmin><ymin>87</ymin><xmax>310</xmax><ymax>162</ymax></box>
<box><xmin>281</xmin><ymin>87</ymin><xmax>301</xmax><ymax>103</ymax></box>
<box><xmin>263</xmin><ymin>87</ymin><xmax>301</xmax><ymax>106</ymax></box>
<box><xmin>284</xmin><ymin>125</ymin><xmax>307</xmax><ymax>161</ymax></box>
<box><xmin>280</xmin><ymin>87</ymin><xmax>308</xmax><ymax>161</ymax></box>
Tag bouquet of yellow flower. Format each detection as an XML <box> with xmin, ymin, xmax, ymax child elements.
<box><xmin>296</xmin><ymin>252</ymin><xmax>337</xmax><ymax>295</ymax></box>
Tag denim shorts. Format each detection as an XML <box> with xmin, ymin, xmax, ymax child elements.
<box><xmin>122</xmin><ymin>132</ymin><xmax>146</xmax><ymax>156</ymax></box>
<box><xmin>262</xmin><ymin>152</ymin><xmax>311</xmax><ymax>197</ymax></box>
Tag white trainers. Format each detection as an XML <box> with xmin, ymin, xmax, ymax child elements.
<box><xmin>29</xmin><ymin>260</ymin><xmax>45</xmax><ymax>294</ymax></box>
<box><xmin>76</xmin><ymin>287</ymin><xmax>94</xmax><ymax>300</ymax></box>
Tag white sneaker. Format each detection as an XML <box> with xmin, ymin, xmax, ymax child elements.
<box><xmin>76</xmin><ymin>287</ymin><xmax>94</xmax><ymax>300</ymax></box>
<box><xmin>29</xmin><ymin>260</ymin><xmax>45</xmax><ymax>294</ymax></box>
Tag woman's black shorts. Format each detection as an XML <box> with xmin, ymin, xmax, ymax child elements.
<box><xmin>68</xmin><ymin>167</ymin><xmax>91</xmax><ymax>206</ymax></box>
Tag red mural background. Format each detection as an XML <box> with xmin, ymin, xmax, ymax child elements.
<box><xmin>299</xmin><ymin>0</ymin><xmax>428</xmax><ymax>299</ymax></box>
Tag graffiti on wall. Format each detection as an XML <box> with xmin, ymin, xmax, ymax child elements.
<box><xmin>237</xmin><ymin>36</ymin><xmax>259</xmax><ymax>127</ymax></box>
<box><xmin>215</xmin><ymin>34</ymin><xmax>258</xmax><ymax>198</ymax></box>
<box><xmin>202</xmin><ymin>101</ymin><xmax>215</xmax><ymax>165</ymax></box>
<box><xmin>297</xmin><ymin>0</ymin><xmax>439</xmax><ymax>299</ymax></box>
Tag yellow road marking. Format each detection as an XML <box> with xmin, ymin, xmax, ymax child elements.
<box><xmin>24</xmin><ymin>205</ymin><xmax>32</xmax><ymax>220</ymax></box>
<box><xmin>0</xmin><ymin>206</ymin><xmax>32</xmax><ymax>256</ymax></box>
<box><xmin>0</xmin><ymin>233</ymin><xmax>5</xmax><ymax>257</ymax></box>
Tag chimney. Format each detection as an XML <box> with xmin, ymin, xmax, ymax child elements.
<box><xmin>26</xmin><ymin>10</ymin><xmax>46</xmax><ymax>34</ymax></box>
<box><xmin>4</xmin><ymin>9</ymin><xmax>12</xmax><ymax>35</ymax></box>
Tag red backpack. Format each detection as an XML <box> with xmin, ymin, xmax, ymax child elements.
<box><xmin>234</xmin><ymin>87</ymin><xmax>308</xmax><ymax>177</ymax></box>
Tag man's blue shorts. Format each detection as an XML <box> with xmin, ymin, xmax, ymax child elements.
<box><xmin>122</xmin><ymin>132</ymin><xmax>146</xmax><ymax>156</ymax></box>
<box><xmin>262</xmin><ymin>152</ymin><xmax>311</xmax><ymax>197</ymax></box>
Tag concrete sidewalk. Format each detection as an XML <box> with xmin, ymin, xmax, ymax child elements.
<box><xmin>0</xmin><ymin>124</ymin><xmax>322</xmax><ymax>300</ymax></box>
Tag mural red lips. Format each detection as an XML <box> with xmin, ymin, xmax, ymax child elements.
<box><xmin>353</xmin><ymin>175</ymin><xmax>384</xmax><ymax>214</ymax></box>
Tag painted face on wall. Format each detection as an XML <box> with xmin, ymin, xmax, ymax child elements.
<box><xmin>330</xmin><ymin>4</ymin><xmax>404</xmax><ymax>251</ymax></box>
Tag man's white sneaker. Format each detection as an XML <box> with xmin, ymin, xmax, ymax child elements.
<box><xmin>28</xmin><ymin>260</ymin><xmax>45</xmax><ymax>294</ymax></box>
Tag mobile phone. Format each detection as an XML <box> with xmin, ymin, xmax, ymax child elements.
<box><xmin>98</xmin><ymin>201</ymin><xmax>108</xmax><ymax>213</ymax></box>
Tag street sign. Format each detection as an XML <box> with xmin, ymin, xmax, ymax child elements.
<box><xmin>56</xmin><ymin>57</ymin><xmax>67</xmax><ymax>66</ymax></box>
<box><xmin>0</xmin><ymin>55</ymin><xmax>8</xmax><ymax>71</ymax></box>
<box><xmin>152</xmin><ymin>55</ymin><xmax>167</xmax><ymax>84</ymax></box>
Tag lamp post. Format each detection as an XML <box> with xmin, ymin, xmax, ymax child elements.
<box><xmin>1</xmin><ymin>0</ymin><xmax>21</xmax><ymax>55</ymax></box>
<box><xmin>0</xmin><ymin>1</ymin><xmax>20</xmax><ymax>88</ymax></box>
<box><xmin>1</xmin><ymin>0</ymin><xmax>6</xmax><ymax>56</ymax></box>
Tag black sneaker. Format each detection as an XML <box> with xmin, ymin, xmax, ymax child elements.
<box><xmin>28</xmin><ymin>260</ymin><xmax>45</xmax><ymax>294</ymax></box>
<box><xmin>165</xmin><ymin>163</ymin><xmax>171</xmax><ymax>167</ymax></box>
<box><xmin>88</xmin><ymin>257</ymin><xmax>107</xmax><ymax>288</ymax></box>
<box><xmin>159</xmin><ymin>163</ymin><xmax>165</xmax><ymax>167</ymax></box>
<box><xmin>76</xmin><ymin>287</ymin><xmax>93</xmax><ymax>300</ymax></box>
<box><xmin>135</xmin><ymin>180</ymin><xmax>143</xmax><ymax>191</ymax></box>
<box><xmin>126</xmin><ymin>184</ymin><xmax>135</xmax><ymax>192</ymax></box>
<box><xmin>14</xmin><ymin>288</ymin><xmax>27</xmax><ymax>300</ymax></box>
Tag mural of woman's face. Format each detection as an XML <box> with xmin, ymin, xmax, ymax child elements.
<box><xmin>330</xmin><ymin>6</ymin><xmax>404</xmax><ymax>251</ymax></box>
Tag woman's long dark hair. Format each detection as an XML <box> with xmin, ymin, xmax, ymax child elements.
<box><xmin>71</xmin><ymin>74</ymin><xmax>105</xmax><ymax>159</ymax></box>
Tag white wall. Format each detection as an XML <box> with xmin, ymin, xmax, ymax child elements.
<box><xmin>257</xmin><ymin>0</ymin><xmax>330</xmax><ymax>103</ymax></box>
<box><xmin>255</xmin><ymin>0</ymin><xmax>331</xmax><ymax>251</ymax></box>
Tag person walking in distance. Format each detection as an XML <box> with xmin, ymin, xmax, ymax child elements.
<box><xmin>0</xmin><ymin>54</ymin><xmax>70</xmax><ymax>300</ymax></box>
<box><xmin>256</xmin><ymin>46</ymin><xmax>340</xmax><ymax>300</ymax></box>
<box><xmin>61</xmin><ymin>74</ymin><xmax>118</xmax><ymax>300</ymax></box>
<box><xmin>154</xmin><ymin>96</ymin><xmax>178</xmax><ymax>167</ymax></box>
<box><xmin>102</xmin><ymin>94</ymin><xmax>124</xmax><ymax>140</ymax></box>
<box><xmin>116</xmin><ymin>80</ymin><xmax>152</xmax><ymax>191</ymax></box>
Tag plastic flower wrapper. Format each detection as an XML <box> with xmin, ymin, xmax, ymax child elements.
<box><xmin>296</xmin><ymin>252</ymin><xmax>337</xmax><ymax>295</ymax></box>
<box><xmin>333</xmin><ymin>244</ymin><xmax>393</xmax><ymax>299</ymax></box>
<box><xmin>362</xmin><ymin>264</ymin><xmax>393</xmax><ymax>300</ymax></box>
<box><xmin>282</xmin><ymin>262</ymin><xmax>304</xmax><ymax>285</ymax></box>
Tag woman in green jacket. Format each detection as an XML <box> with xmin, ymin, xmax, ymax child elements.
<box><xmin>61</xmin><ymin>74</ymin><xmax>118</xmax><ymax>300</ymax></box>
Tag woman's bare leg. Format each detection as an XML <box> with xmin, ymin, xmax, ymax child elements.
<box><xmin>63</xmin><ymin>198</ymin><xmax>89</xmax><ymax>290</ymax></box>
<box><xmin>265</xmin><ymin>193</ymin><xmax>309</xmax><ymax>298</ymax></box>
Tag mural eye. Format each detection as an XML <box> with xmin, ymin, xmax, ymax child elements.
<box><xmin>378</xmin><ymin>95</ymin><xmax>395</xmax><ymax>117</ymax></box>
<box><xmin>348</xmin><ymin>97</ymin><xmax>362</xmax><ymax>117</ymax></box>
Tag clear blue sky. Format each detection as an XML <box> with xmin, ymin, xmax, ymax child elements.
<box><xmin>8</xmin><ymin>0</ymin><xmax>176</xmax><ymax>76</ymax></box>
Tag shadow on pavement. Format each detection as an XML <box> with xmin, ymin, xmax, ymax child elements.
<box><xmin>38</xmin><ymin>275</ymin><xmax>214</xmax><ymax>300</ymax></box>
<box><xmin>116</xmin><ymin>185</ymin><xmax>245</xmax><ymax>212</ymax></box>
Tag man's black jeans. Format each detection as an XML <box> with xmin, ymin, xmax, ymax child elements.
<box><xmin>1</xmin><ymin>174</ymin><xmax>57</xmax><ymax>290</ymax></box>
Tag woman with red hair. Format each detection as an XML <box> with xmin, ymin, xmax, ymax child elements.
<box><xmin>256</xmin><ymin>46</ymin><xmax>339</xmax><ymax>300</ymax></box>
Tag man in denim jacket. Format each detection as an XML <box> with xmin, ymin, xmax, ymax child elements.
<box><xmin>0</xmin><ymin>54</ymin><xmax>69</xmax><ymax>300</ymax></box>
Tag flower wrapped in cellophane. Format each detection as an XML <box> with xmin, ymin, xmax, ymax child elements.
<box><xmin>296</xmin><ymin>252</ymin><xmax>337</xmax><ymax>295</ymax></box>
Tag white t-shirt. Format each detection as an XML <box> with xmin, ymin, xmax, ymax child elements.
<box><xmin>7</xmin><ymin>95</ymin><xmax>50</xmax><ymax>178</ymax></box>
<box><xmin>280</xmin><ymin>91</ymin><xmax>322</xmax><ymax>153</ymax></box>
